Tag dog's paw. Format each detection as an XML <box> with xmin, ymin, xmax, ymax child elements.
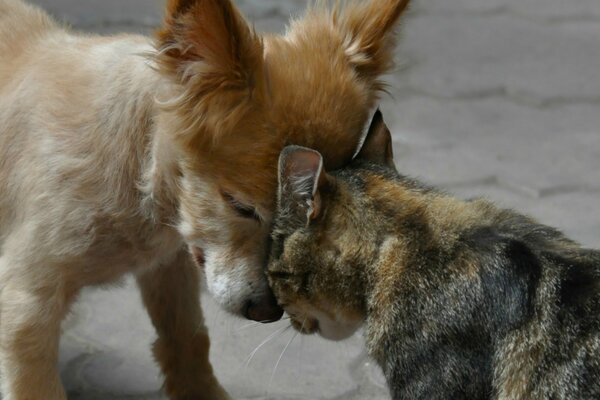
<box><xmin>173</xmin><ymin>390</ymin><xmax>231</xmax><ymax>400</ymax></box>
<box><xmin>197</xmin><ymin>382</ymin><xmax>231</xmax><ymax>400</ymax></box>
<box><xmin>167</xmin><ymin>378</ymin><xmax>231</xmax><ymax>400</ymax></box>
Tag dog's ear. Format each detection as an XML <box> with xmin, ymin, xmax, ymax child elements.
<box><xmin>157</xmin><ymin>0</ymin><xmax>262</xmax><ymax>80</ymax></box>
<box><xmin>338</xmin><ymin>0</ymin><xmax>411</xmax><ymax>81</ymax></box>
<box><xmin>156</xmin><ymin>0</ymin><xmax>264</xmax><ymax>136</ymax></box>
<box><xmin>356</xmin><ymin>109</ymin><xmax>396</xmax><ymax>169</ymax></box>
<box><xmin>278</xmin><ymin>146</ymin><xmax>329</xmax><ymax>227</ymax></box>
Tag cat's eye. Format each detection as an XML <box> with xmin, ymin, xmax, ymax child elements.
<box><xmin>269</xmin><ymin>271</ymin><xmax>295</xmax><ymax>280</ymax></box>
<box><xmin>270</xmin><ymin>234</ymin><xmax>285</xmax><ymax>260</ymax></box>
<box><xmin>222</xmin><ymin>192</ymin><xmax>261</xmax><ymax>222</ymax></box>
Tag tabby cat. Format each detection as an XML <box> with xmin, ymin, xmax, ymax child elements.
<box><xmin>267</xmin><ymin>111</ymin><xmax>600</xmax><ymax>399</ymax></box>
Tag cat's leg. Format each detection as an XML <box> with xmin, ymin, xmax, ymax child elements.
<box><xmin>0</xmin><ymin>256</ymin><xmax>71</xmax><ymax>400</ymax></box>
<box><xmin>137</xmin><ymin>250</ymin><xmax>230</xmax><ymax>400</ymax></box>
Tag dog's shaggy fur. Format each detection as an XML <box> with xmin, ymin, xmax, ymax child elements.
<box><xmin>0</xmin><ymin>0</ymin><xmax>411</xmax><ymax>398</ymax></box>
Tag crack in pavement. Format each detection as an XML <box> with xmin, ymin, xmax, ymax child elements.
<box><xmin>410</xmin><ymin>6</ymin><xmax>600</xmax><ymax>26</ymax></box>
<box><xmin>440</xmin><ymin>175</ymin><xmax>600</xmax><ymax>199</ymax></box>
<box><xmin>395</xmin><ymin>86</ymin><xmax>600</xmax><ymax>110</ymax></box>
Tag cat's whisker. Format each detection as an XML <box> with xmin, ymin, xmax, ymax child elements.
<box><xmin>300</xmin><ymin>317</ymin><xmax>307</xmax><ymax>334</ymax></box>
<box><xmin>236</xmin><ymin>320</ymin><xmax>262</xmax><ymax>331</ymax></box>
<box><xmin>236</xmin><ymin>316</ymin><xmax>290</xmax><ymax>332</ymax></box>
<box><xmin>244</xmin><ymin>325</ymin><xmax>290</xmax><ymax>368</ymax></box>
<box><xmin>298</xmin><ymin>318</ymin><xmax>306</xmax><ymax>366</ymax></box>
<box><xmin>267</xmin><ymin>330</ymin><xmax>298</xmax><ymax>396</ymax></box>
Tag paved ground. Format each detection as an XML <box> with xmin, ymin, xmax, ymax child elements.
<box><xmin>13</xmin><ymin>0</ymin><xmax>600</xmax><ymax>399</ymax></box>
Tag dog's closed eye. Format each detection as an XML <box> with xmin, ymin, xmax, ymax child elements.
<box><xmin>222</xmin><ymin>192</ymin><xmax>261</xmax><ymax>222</ymax></box>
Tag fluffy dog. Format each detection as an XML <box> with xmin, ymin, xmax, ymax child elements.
<box><xmin>0</xmin><ymin>0</ymin><xmax>410</xmax><ymax>398</ymax></box>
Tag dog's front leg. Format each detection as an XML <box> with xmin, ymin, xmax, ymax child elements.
<box><xmin>0</xmin><ymin>272</ymin><xmax>71</xmax><ymax>400</ymax></box>
<box><xmin>137</xmin><ymin>251</ymin><xmax>230</xmax><ymax>400</ymax></box>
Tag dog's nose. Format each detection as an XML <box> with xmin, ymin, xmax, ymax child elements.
<box><xmin>243</xmin><ymin>292</ymin><xmax>284</xmax><ymax>323</ymax></box>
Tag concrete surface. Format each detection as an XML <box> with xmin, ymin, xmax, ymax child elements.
<box><xmin>11</xmin><ymin>0</ymin><xmax>600</xmax><ymax>399</ymax></box>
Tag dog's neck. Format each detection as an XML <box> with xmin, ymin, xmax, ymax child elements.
<box><xmin>140</xmin><ymin>120</ymin><xmax>182</xmax><ymax>228</ymax></box>
<box><xmin>104</xmin><ymin>44</ymin><xmax>183</xmax><ymax>233</ymax></box>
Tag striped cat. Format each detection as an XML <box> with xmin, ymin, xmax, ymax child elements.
<box><xmin>267</xmin><ymin>111</ymin><xmax>600</xmax><ymax>399</ymax></box>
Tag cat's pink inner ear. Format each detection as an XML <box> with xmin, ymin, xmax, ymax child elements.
<box><xmin>279</xmin><ymin>145</ymin><xmax>326</xmax><ymax>221</ymax></box>
<box><xmin>356</xmin><ymin>109</ymin><xmax>395</xmax><ymax>168</ymax></box>
<box><xmin>283</xmin><ymin>148</ymin><xmax>323</xmax><ymax>185</ymax></box>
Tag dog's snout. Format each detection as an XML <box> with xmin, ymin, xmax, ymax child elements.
<box><xmin>243</xmin><ymin>292</ymin><xmax>284</xmax><ymax>323</ymax></box>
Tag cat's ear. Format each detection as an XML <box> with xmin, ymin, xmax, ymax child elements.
<box><xmin>355</xmin><ymin>109</ymin><xmax>396</xmax><ymax>169</ymax></box>
<box><xmin>278</xmin><ymin>146</ymin><xmax>329</xmax><ymax>226</ymax></box>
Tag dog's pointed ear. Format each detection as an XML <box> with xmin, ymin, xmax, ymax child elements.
<box><xmin>356</xmin><ymin>109</ymin><xmax>396</xmax><ymax>168</ymax></box>
<box><xmin>155</xmin><ymin>0</ymin><xmax>265</xmax><ymax>139</ymax></box>
<box><xmin>156</xmin><ymin>0</ymin><xmax>263</xmax><ymax>99</ymax></box>
<box><xmin>278</xmin><ymin>146</ymin><xmax>329</xmax><ymax>226</ymax></box>
<box><xmin>338</xmin><ymin>0</ymin><xmax>411</xmax><ymax>80</ymax></box>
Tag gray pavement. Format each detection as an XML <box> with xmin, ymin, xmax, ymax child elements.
<box><xmin>18</xmin><ymin>0</ymin><xmax>600</xmax><ymax>399</ymax></box>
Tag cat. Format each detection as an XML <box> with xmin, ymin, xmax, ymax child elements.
<box><xmin>267</xmin><ymin>110</ymin><xmax>600</xmax><ymax>399</ymax></box>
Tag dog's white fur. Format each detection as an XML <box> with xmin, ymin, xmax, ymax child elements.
<box><xmin>0</xmin><ymin>2</ymin><xmax>226</xmax><ymax>398</ymax></box>
<box><xmin>0</xmin><ymin>0</ymin><xmax>410</xmax><ymax>397</ymax></box>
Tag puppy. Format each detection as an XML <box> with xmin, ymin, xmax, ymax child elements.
<box><xmin>0</xmin><ymin>0</ymin><xmax>411</xmax><ymax>398</ymax></box>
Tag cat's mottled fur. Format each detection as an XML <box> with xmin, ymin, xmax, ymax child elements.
<box><xmin>267</xmin><ymin>111</ymin><xmax>600</xmax><ymax>399</ymax></box>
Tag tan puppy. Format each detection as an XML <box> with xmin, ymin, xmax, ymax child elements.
<box><xmin>0</xmin><ymin>0</ymin><xmax>411</xmax><ymax>398</ymax></box>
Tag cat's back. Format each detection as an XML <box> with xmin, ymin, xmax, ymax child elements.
<box><xmin>456</xmin><ymin>218</ymin><xmax>600</xmax><ymax>399</ymax></box>
<box><xmin>487</xmin><ymin>226</ymin><xmax>600</xmax><ymax>399</ymax></box>
<box><xmin>366</xmin><ymin>202</ymin><xmax>600</xmax><ymax>399</ymax></box>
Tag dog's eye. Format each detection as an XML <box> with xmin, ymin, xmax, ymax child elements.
<box><xmin>222</xmin><ymin>193</ymin><xmax>261</xmax><ymax>222</ymax></box>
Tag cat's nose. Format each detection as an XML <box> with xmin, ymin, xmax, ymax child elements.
<box><xmin>243</xmin><ymin>292</ymin><xmax>284</xmax><ymax>323</ymax></box>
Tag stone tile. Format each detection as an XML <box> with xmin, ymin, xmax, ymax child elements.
<box><xmin>447</xmin><ymin>184</ymin><xmax>600</xmax><ymax>248</ymax></box>
<box><xmin>60</xmin><ymin>283</ymin><xmax>162</xmax><ymax>396</ymax></box>
<box><xmin>416</xmin><ymin>0</ymin><xmax>600</xmax><ymax>20</ymax></box>
<box><xmin>190</xmin><ymin>295</ymin><xmax>366</xmax><ymax>399</ymax></box>
<box><xmin>237</xmin><ymin>0</ymin><xmax>305</xmax><ymax>32</ymax></box>
<box><xmin>28</xmin><ymin>0</ymin><xmax>163</xmax><ymax>29</ymax></box>
<box><xmin>28</xmin><ymin>0</ymin><xmax>306</xmax><ymax>33</ymax></box>
<box><xmin>393</xmin><ymin>12</ymin><xmax>600</xmax><ymax>102</ymax></box>
<box><xmin>59</xmin><ymin>281</ymin><xmax>368</xmax><ymax>399</ymax></box>
<box><xmin>381</xmin><ymin>97</ymin><xmax>600</xmax><ymax>193</ymax></box>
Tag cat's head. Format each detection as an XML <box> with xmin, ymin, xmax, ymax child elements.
<box><xmin>267</xmin><ymin>111</ymin><xmax>399</xmax><ymax>340</ymax></box>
